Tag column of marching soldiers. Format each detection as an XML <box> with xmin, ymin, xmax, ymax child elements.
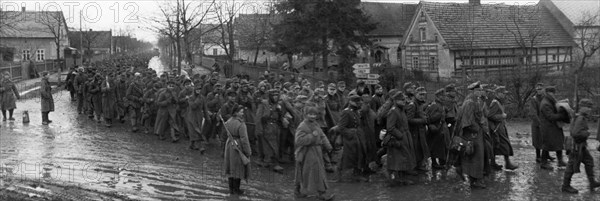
<box><xmin>62</xmin><ymin>54</ymin><xmax>600</xmax><ymax>197</ymax></box>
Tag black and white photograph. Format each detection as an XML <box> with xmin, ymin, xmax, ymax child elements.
<box><xmin>0</xmin><ymin>0</ymin><xmax>599</xmax><ymax>200</ymax></box>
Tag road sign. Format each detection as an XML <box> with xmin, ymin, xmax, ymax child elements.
<box><xmin>352</xmin><ymin>63</ymin><xmax>370</xmax><ymax>69</ymax></box>
<box><xmin>367</xmin><ymin>74</ymin><xmax>380</xmax><ymax>79</ymax></box>
<box><xmin>364</xmin><ymin>80</ymin><xmax>380</xmax><ymax>85</ymax></box>
<box><xmin>353</xmin><ymin>69</ymin><xmax>370</xmax><ymax>74</ymax></box>
<box><xmin>355</xmin><ymin>73</ymin><xmax>368</xmax><ymax>79</ymax></box>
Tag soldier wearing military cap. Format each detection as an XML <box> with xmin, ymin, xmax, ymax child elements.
<box><xmin>155</xmin><ymin>80</ymin><xmax>180</xmax><ymax>142</ymax></box>
<box><xmin>385</xmin><ymin>91</ymin><xmax>417</xmax><ymax>185</ymax></box>
<box><xmin>356</xmin><ymin>80</ymin><xmax>371</xmax><ymax>97</ymax></box>
<box><xmin>337</xmin><ymin>81</ymin><xmax>349</xmax><ymax>106</ymax></box>
<box><xmin>455</xmin><ymin>81</ymin><xmax>487</xmax><ymax>189</ymax></box>
<box><xmin>487</xmin><ymin>86</ymin><xmax>519</xmax><ymax>171</ymax></box>
<box><xmin>336</xmin><ymin>93</ymin><xmax>369</xmax><ymax>182</ymax></box>
<box><xmin>202</xmin><ymin>82</ymin><xmax>225</xmax><ymax>143</ymax></box>
<box><xmin>528</xmin><ymin>83</ymin><xmax>545</xmax><ymax>163</ymax></box>
<box><xmin>562</xmin><ymin>99</ymin><xmax>600</xmax><ymax>193</ymax></box>
<box><xmin>403</xmin><ymin>82</ymin><xmax>417</xmax><ymax>98</ymax></box>
<box><xmin>405</xmin><ymin>86</ymin><xmax>430</xmax><ymax>173</ymax></box>
<box><xmin>141</xmin><ymin>82</ymin><xmax>161</xmax><ymax>135</ymax></box>
<box><xmin>539</xmin><ymin>85</ymin><xmax>569</xmax><ymax>170</ymax></box>
<box><xmin>423</xmin><ymin>88</ymin><xmax>450</xmax><ymax>170</ymax></box>
<box><xmin>256</xmin><ymin>88</ymin><xmax>285</xmax><ymax>172</ymax></box>
<box><xmin>126</xmin><ymin>73</ymin><xmax>145</xmax><ymax>132</ymax></box>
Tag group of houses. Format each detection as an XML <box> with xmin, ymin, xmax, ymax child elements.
<box><xmin>214</xmin><ymin>0</ymin><xmax>598</xmax><ymax>79</ymax></box>
<box><xmin>0</xmin><ymin>7</ymin><xmax>146</xmax><ymax>73</ymax></box>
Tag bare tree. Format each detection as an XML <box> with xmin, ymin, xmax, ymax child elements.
<box><xmin>236</xmin><ymin>1</ymin><xmax>278</xmax><ymax>66</ymax></box>
<box><xmin>212</xmin><ymin>0</ymin><xmax>248</xmax><ymax>77</ymax></box>
<box><xmin>36</xmin><ymin>12</ymin><xmax>66</xmax><ymax>63</ymax></box>
<box><xmin>502</xmin><ymin>4</ymin><xmax>549</xmax><ymax>117</ymax></box>
<box><xmin>148</xmin><ymin>0</ymin><xmax>216</xmax><ymax>73</ymax></box>
<box><xmin>82</xmin><ymin>30</ymin><xmax>102</xmax><ymax>63</ymax></box>
<box><xmin>572</xmin><ymin>12</ymin><xmax>600</xmax><ymax>110</ymax></box>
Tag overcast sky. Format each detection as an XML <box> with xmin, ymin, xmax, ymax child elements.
<box><xmin>1</xmin><ymin>0</ymin><xmax>538</xmax><ymax>45</ymax></box>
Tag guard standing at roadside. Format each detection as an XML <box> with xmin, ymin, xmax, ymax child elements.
<box><xmin>40</xmin><ymin>72</ymin><xmax>54</xmax><ymax>125</ymax></box>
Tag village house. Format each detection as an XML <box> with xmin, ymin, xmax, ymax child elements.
<box><xmin>400</xmin><ymin>0</ymin><xmax>575</xmax><ymax>79</ymax></box>
<box><xmin>68</xmin><ymin>29</ymin><xmax>113</xmax><ymax>64</ymax></box>
<box><xmin>359</xmin><ymin>2</ymin><xmax>417</xmax><ymax>67</ymax></box>
<box><xmin>542</xmin><ymin>0</ymin><xmax>600</xmax><ymax>67</ymax></box>
<box><xmin>0</xmin><ymin>9</ymin><xmax>69</xmax><ymax>64</ymax></box>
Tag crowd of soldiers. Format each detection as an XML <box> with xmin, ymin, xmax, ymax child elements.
<box><xmin>59</xmin><ymin>54</ymin><xmax>600</xmax><ymax>198</ymax></box>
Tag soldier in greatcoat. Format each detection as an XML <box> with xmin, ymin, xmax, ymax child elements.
<box><xmin>40</xmin><ymin>72</ymin><xmax>54</xmax><ymax>125</ymax></box>
<box><xmin>223</xmin><ymin>105</ymin><xmax>251</xmax><ymax>195</ymax></box>
<box><xmin>528</xmin><ymin>83</ymin><xmax>545</xmax><ymax>163</ymax></box>
<box><xmin>74</xmin><ymin>68</ymin><xmax>88</xmax><ymax>114</ymax></box>
<box><xmin>406</xmin><ymin>87</ymin><xmax>430</xmax><ymax>173</ymax></box>
<box><xmin>155</xmin><ymin>80</ymin><xmax>180</xmax><ymax>142</ymax></box>
<box><xmin>455</xmin><ymin>82</ymin><xmax>487</xmax><ymax>189</ymax></box>
<box><xmin>256</xmin><ymin>89</ymin><xmax>285</xmax><ymax>172</ymax></box>
<box><xmin>294</xmin><ymin>106</ymin><xmax>334</xmax><ymax>201</ymax></box>
<box><xmin>336</xmin><ymin>93</ymin><xmax>368</xmax><ymax>182</ymax></box>
<box><xmin>142</xmin><ymin>82</ymin><xmax>161</xmax><ymax>134</ymax></box>
<box><xmin>101</xmin><ymin>74</ymin><xmax>117</xmax><ymax>127</ymax></box>
<box><xmin>126</xmin><ymin>73</ymin><xmax>145</xmax><ymax>132</ymax></box>
<box><xmin>0</xmin><ymin>72</ymin><xmax>20</xmax><ymax>121</ymax></box>
<box><xmin>539</xmin><ymin>86</ymin><xmax>570</xmax><ymax>170</ymax></box>
<box><xmin>487</xmin><ymin>86</ymin><xmax>518</xmax><ymax>170</ymax></box>
<box><xmin>385</xmin><ymin>91</ymin><xmax>416</xmax><ymax>185</ymax></box>
<box><xmin>186</xmin><ymin>85</ymin><xmax>207</xmax><ymax>152</ymax></box>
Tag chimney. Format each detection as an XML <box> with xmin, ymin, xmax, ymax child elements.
<box><xmin>21</xmin><ymin>6</ymin><xmax>25</xmax><ymax>12</ymax></box>
<box><xmin>469</xmin><ymin>0</ymin><xmax>480</xmax><ymax>5</ymax></box>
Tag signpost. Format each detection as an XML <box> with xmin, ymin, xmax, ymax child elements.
<box><xmin>352</xmin><ymin>63</ymin><xmax>370</xmax><ymax>69</ymax></box>
<box><xmin>364</xmin><ymin>79</ymin><xmax>379</xmax><ymax>85</ymax></box>
<box><xmin>353</xmin><ymin>63</ymin><xmax>380</xmax><ymax>85</ymax></box>
<box><xmin>353</xmin><ymin>69</ymin><xmax>370</xmax><ymax>74</ymax></box>
<box><xmin>355</xmin><ymin>73</ymin><xmax>368</xmax><ymax>79</ymax></box>
<box><xmin>367</xmin><ymin>74</ymin><xmax>380</xmax><ymax>79</ymax></box>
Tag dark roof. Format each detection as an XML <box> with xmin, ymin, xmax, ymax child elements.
<box><xmin>0</xmin><ymin>11</ymin><xmax>68</xmax><ymax>38</ymax></box>
<box><xmin>68</xmin><ymin>30</ymin><xmax>112</xmax><ymax>49</ymax></box>
<box><xmin>420</xmin><ymin>2</ymin><xmax>575</xmax><ymax>50</ymax></box>
<box><xmin>361</xmin><ymin>2</ymin><xmax>417</xmax><ymax>36</ymax></box>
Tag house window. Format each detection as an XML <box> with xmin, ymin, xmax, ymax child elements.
<box><xmin>420</xmin><ymin>12</ymin><xmax>426</xmax><ymax>22</ymax></box>
<box><xmin>36</xmin><ymin>49</ymin><xmax>45</xmax><ymax>61</ymax></box>
<box><xmin>429</xmin><ymin>56</ymin><xmax>436</xmax><ymax>69</ymax></box>
<box><xmin>413</xmin><ymin>56</ymin><xmax>419</xmax><ymax>68</ymax></box>
<box><xmin>22</xmin><ymin>50</ymin><xmax>31</xmax><ymax>61</ymax></box>
<box><xmin>552</xmin><ymin>54</ymin><xmax>556</xmax><ymax>61</ymax></box>
<box><xmin>434</xmin><ymin>34</ymin><xmax>438</xmax><ymax>42</ymax></box>
<box><xmin>420</xmin><ymin>28</ymin><xmax>426</xmax><ymax>42</ymax></box>
<box><xmin>213</xmin><ymin>48</ymin><xmax>218</xmax><ymax>55</ymax></box>
<box><xmin>397</xmin><ymin>47</ymin><xmax>402</xmax><ymax>62</ymax></box>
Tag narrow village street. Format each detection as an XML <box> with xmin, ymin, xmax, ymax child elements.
<box><xmin>1</xmin><ymin>57</ymin><xmax>599</xmax><ymax>200</ymax></box>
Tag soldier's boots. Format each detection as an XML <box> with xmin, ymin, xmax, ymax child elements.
<box><xmin>540</xmin><ymin>159</ymin><xmax>554</xmax><ymax>170</ymax></box>
<box><xmin>562</xmin><ymin>171</ymin><xmax>579</xmax><ymax>194</ymax></box>
<box><xmin>586</xmin><ymin>166</ymin><xmax>600</xmax><ymax>191</ymax></box>
<box><xmin>317</xmin><ymin>191</ymin><xmax>335</xmax><ymax>201</ymax></box>
<box><xmin>294</xmin><ymin>185</ymin><xmax>307</xmax><ymax>198</ymax></box>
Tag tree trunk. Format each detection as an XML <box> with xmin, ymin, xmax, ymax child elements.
<box><xmin>287</xmin><ymin>54</ymin><xmax>293</xmax><ymax>71</ymax></box>
<box><xmin>253</xmin><ymin>46</ymin><xmax>260</xmax><ymax>66</ymax></box>
<box><xmin>321</xmin><ymin>36</ymin><xmax>328</xmax><ymax>73</ymax></box>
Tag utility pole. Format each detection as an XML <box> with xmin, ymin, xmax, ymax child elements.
<box><xmin>79</xmin><ymin>10</ymin><xmax>83</xmax><ymax>66</ymax></box>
